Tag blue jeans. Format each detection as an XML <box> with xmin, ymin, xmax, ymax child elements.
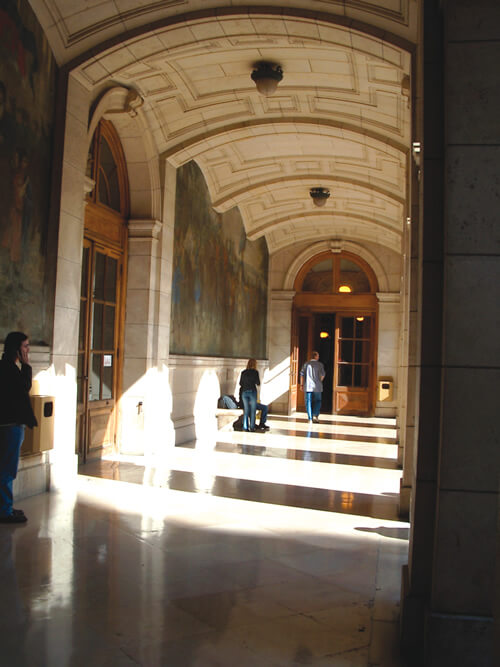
<box><xmin>256</xmin><ymin>402</ymin><xmax>268</xmax><ymax>425</ymax></box>
<box><xmin>241</xmin><ymin>390</ymin><xmax>257</xmax><ymax>431</ymax></box>
<box><xmin>0</xmin><ymin>425</ymin><xmax>25</xmax><ymax>517</ymax></box>
<box><xmin>305</xmin><ymin>392</ymin><xmax>322</xmax><ymax>420</ymax></box>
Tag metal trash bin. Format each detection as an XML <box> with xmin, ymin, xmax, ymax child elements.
<box><xmin>21</xmin><ymin>396</ymin><xmax>55</xmax><ymax>456</ymax></box>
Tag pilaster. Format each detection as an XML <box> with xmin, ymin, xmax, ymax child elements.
<box><xmin>267</xmin><ymin>290</ymin><xmax>295</xmax><ymax>413</ymax></box>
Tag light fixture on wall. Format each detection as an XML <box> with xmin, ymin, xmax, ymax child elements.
<box><xmin>310</xmin><ymin>187</ymin><xmax>330</xmax><ymax>207</ymax></box>
<box><xmin>319</xmin><ymin>331</ymin><xmax>330</xmax><ymax>339</ymax></box>
<box><xmin>339</xmin><ymin>285</ymin><xmax>352</xmax><ymax>293</ymax></box>
<box><xmin>251</xmin><ymin>62</ymin><xmax>283</xmax><ymax>96</ymax></box>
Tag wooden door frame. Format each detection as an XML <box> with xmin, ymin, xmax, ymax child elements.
<box><xmin>333</xmin><ymin>310</ymin><xmax>378</xmax><ymax>416</ymax></box>
<box><xmin>291</xmin><ymin>294</ymin><xmax>378</xmax><ymax>416</ymax></box>
<box><xmin>77</xmin><ymin>238</ymin><xmax>93</xmax><ymax>462</ymax></box>
<box><xmin>289</xmin><ymin>307</ymin><xmax>316</xmax><ymax>414</ymax></box>
<box><xmin>291</xmin><ymin>251</ymin><xmax>379</xmax><ymax>416</ymax></box>
<box><xmin>77</xmin><ymin>119</ymin><xmax>129</xmax><ymax>463</ymax></box>
<box><xmin>77</xmin><ymin>239</ymin><xmax>127</xmax><ymax>462</ymax></box>
<box><xmin>289</xmin><ymin>313</ymin><xmax>299</xmax><ymax>413</ymax></box>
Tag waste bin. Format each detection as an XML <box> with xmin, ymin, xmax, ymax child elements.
<box><xmin>21</xmin><ymin>395</ymin><xmax>55</xmax><ymax>456</ymax></box>
<box><xmin>377</xmin><ymin>379</ymin><xmax>393</xmax><ymax>402</ymax></box>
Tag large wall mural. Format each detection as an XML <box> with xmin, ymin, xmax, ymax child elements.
<box><xmin>170</xmin><ymin>161</ymin><xmax>268</xmax><ymax>359</ymax></box>
<box><xmin>0</xmin><ymin>1</ymin><xmax>57</xmax><ymax>344</ymax></box>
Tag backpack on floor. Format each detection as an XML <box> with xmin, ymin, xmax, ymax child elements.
<box><xmin>233</xmin><ymin>414</ymin><xmax>245</xmax><ymax>431</ymax></box>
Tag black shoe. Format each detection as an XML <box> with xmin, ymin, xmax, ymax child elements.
<box><xmin>257</xmin><ymin>424</ymin><xmax>269</xmax><ymax>431</ymax></box>
<box><xmin>0</xmin><ymin>512</ymin><xmax>27</xmax><ymax>523</ymax></box>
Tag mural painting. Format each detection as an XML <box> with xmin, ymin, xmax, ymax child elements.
<box><xmin>170</xmin><ymin>161</ymin><xmax>268</xmax><ymax>359</ymax></box>
<box><xmin>0</xmin><ymin>1</ymin><xmax>57</xmax><ymax>344</ymax></box>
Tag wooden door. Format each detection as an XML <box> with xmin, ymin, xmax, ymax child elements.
<box><xmin>77</xmin><ymin>119</ymin><xmax>128</xmax><ymax>463</ymax></box>
<box><xmin>297</xmin><ymin>314</ymin><xmax>313</xmax><ymax>412</ymax></box>
<box><xmin>333</xmin><ymin>313</ymin><xmax>375</xmax><ymax>415</ymax></box>
<box><xmin>290</xmin><ymin>252</ymin><xmax>379</xmax><ymax>416</ymax></box>
<box><xmin>77</xmin><ymin>241</ymin><xmax>123</xmax><ymax>462</ymax></box>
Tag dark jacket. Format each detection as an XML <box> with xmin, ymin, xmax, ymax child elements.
<box><xmin>239</xmin><ymin>368</ymin><xmax>260</xmax><ymax>393</ymax></box>
<box><xmin>0</xmin><ymin>358</ymin><xmax>37</xmax><ymax>428</ymax></box>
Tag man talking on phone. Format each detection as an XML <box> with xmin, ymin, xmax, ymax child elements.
<box><xmin>0</xmin><ymin>332</ymin><xmax>37</xmax><ymax>523</ymax></box>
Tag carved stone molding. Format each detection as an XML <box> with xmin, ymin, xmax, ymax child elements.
<box><xmin>128</xmin><ymin>219</ymin><xmax>162</xmax><ymax>239</ymax></box>
<box><xmin>377</xmin><ymin>292</ymin><xmax>400</xmax><ymax>304</ymax></box>
<box><xmin>104</xmin><ymin>89</ymin><xmax>144</xmax><ymax>118</ymax></box>
<box><xmin>328</xmin><ymin>239</ymin><xmax>343</xmax><ymax>254</ymax></box>
<box><xmin>271</xmin><ymin>290</ymin><xmax>296</xmax><ymax>302</ymax></box>
<box><xmin>83</xmin><ymin>176</ymin><xmax>95</xmax><ymax>197</ymax></box>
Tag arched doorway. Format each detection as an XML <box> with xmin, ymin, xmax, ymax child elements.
<box><xmin>290</xmin><ymin>251</ymin><xmax>379</xmax><ymax>416</ymax></box>
<box><xmin>77</xmin><ymin>120</ymin><xmax>129</xmax><ymax>462</ymax></box>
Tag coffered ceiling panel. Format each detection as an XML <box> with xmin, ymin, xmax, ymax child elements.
<box><xmin>30</xmin><ymin>1</ymin><xmax>416</xmax><ymax>66</ymax></box>
<box><xmin>29</xmin><ymin>1</ymin><xmax>416</xmax><ymax>254</ymax></box>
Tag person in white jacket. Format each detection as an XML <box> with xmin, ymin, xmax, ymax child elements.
<box><xmin>300</xmin><ymin>351</ymin><xmax>325</xmax><ymax>424</ymax></box>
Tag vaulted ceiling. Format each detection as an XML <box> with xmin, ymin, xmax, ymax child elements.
<box><xmin>29</xmin><ymin>1</ymin><xmax>417</xmax><ymax>254</ymax></box>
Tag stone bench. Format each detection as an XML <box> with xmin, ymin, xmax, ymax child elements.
<box><xmin>215</xmin><ymin>408</ymin><xmax>242</xmax><ymax>430</ymax></box>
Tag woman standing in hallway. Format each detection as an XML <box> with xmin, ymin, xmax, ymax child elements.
<box><xmin>0</xmin><ymin>332</ymin><xmax>37</xmax><ymax>523</ymax></box>
<box><xmin>239</xmin><ymin>358</ymin><xmax>260</xmax><ymax>432</ymax></box>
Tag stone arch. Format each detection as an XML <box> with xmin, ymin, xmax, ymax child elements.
<box><xmin>283</xmin><ymin>240</ymin><xmax>390</xmax><ymax>293</ymax></box>
<box><xmin>88</xmin><ymin>86</ymin><xmax>161</xmax><ymax>220</ymax></box>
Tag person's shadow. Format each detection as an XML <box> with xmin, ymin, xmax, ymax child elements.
<box><xmin>355</xmin><ymin>525</ymin><xmax>409</xmax><ymax>540</ymax></box>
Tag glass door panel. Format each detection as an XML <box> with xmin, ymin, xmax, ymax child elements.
<box><xmin>334</xmin><ymin>314</ymin><xmax>374</xmax><ymax>415</ymax></box>
<box><xmin>77</xmin><ymin>242</ymin><xmax>121</xmax><ymax>462</ymax></box>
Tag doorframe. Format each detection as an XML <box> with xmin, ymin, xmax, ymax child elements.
<box><xmin>77</xmin><ymin>119</ymin><xmax>129</xmax><ymax>463</ymax></box>
<box><xmin>333</xmin><ymin>310</ymin><xmax>378</xmax><ymax>416</ymax></box>
<box><xmin>77</xmin><ymin>237</ymin><xmax>127</xmax><ymax>463</ymax></box>
<box><xmin>290</xmin><ymin>250</ymin><xmax>379</xmax><ymax>416</ymax></box>
<box><xmin>291</xmin><ymin>299</ymin><xmax>378</xmax><ymax>416</ymax></box>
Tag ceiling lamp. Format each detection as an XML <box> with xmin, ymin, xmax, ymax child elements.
<box><xmin>251</xmin><ymin>62</ymin><xmax>283</xmax><ymax>96</ymax></box>
<box><xmin>310</xmin><ymin>187</ymin><xmax>330</xmax><ymax>207</ymax></box>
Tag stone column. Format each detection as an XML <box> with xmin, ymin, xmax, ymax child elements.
<box><xmin>266</xmin><ymin>290</ymin><xmax>295</xmax><ymax>413</ymax></box>
<box><xmin>155</xmin><ymin>162</ymin><xmax>176</xmax><ymax>366</ymax></box>
<box><xmin>49</xmin><ymin>73</ymin><xmax>91</xmax><ymax>490</ymax></box>
<box><xmin>401</xmin><ymin>2</ymin><xmax>498</xmax><ymax>663</ymax></box>
<box><xmin>119</xmin><ymin>162</ymin><xmax>177</xmax><ymax>456</ymax></box>
<box><xmin>375</xmin><ymin>292</ymin><xmax>401</xmax><ymax>421</ymax></box>
<box><xmin>120</xmin><ymin>218</ymin><xmax>162</xmax><ymax>455</ymax></box>
<box><xmin>400</xmin><ymin>0</ymin><xmax>444</xmax><ymax>655</ymax></box>
<box><xmin>398</xmin><ymin>217</ymin><xmax>420</xmax><ymax>519</ymax></box>
<box><xmin>424</xmin><ymin>1</ymin><xmax>499</xmax><ymax>662</ymax></box>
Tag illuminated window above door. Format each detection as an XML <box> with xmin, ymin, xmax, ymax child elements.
<box><xmin>297</xmin><ymin>252</ymin><xmax>377</xmax><ymax>294</ymax></box>
<box><xmin>86</xmin><ymin>119</ymin><xmax>129</xmax><ymax>218</ymax></box>
<box><xmin>302</xmin><ymin>258</ymin><xmax>333</xmax><ymax>292</ymax></box>
<box><xmin>339</xmin><ymin>258</ymin><xmax>371</xmax><ymax>293</ymax></box>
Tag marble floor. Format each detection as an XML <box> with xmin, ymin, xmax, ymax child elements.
<box><xmin>2</xmin><ymin>413</ymin><xmax>409</xmax><ymax>666</ymax></box>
